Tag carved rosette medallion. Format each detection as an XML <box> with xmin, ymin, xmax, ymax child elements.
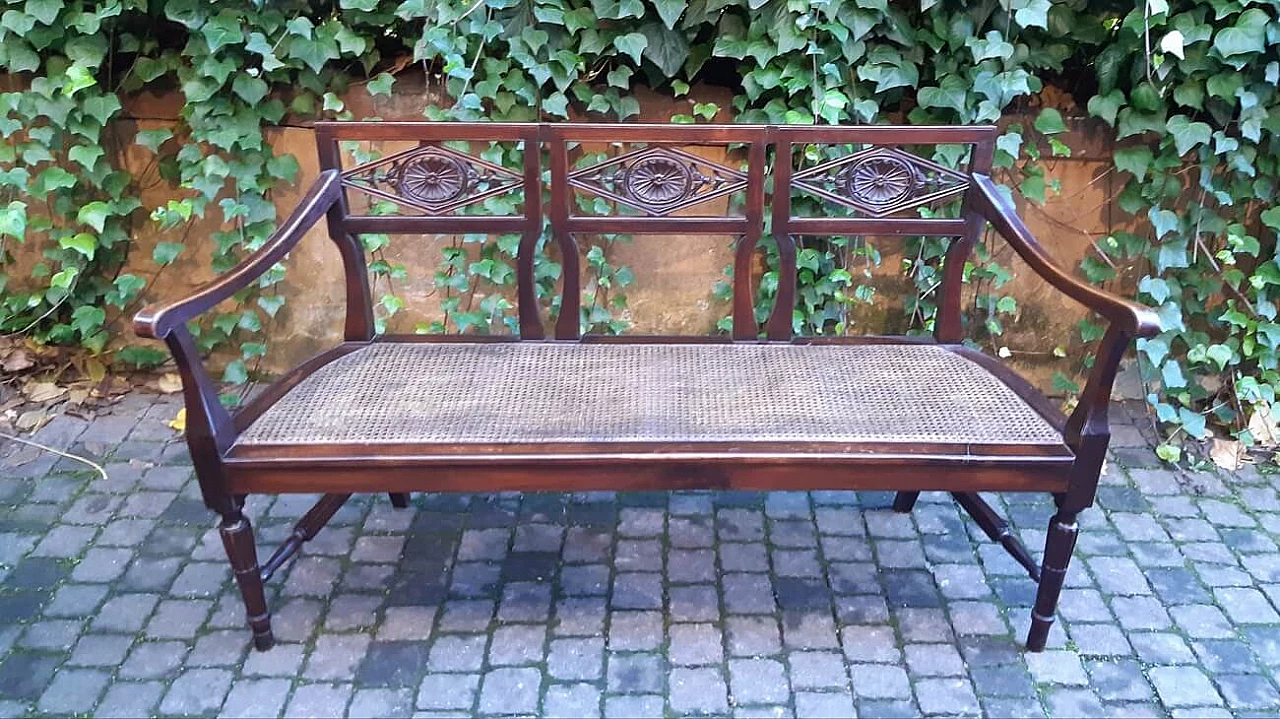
<box><xmin>341</xmin><ymin>144</ymin><xmax>522</xmax><ymax>215</ymax></box>
<box><xmin>395</xmin><ymin>153</ymin><xmax>472</xmax><ymax>206</ymax></box>
<box><xmin>620</xmin><ymin>155</ymin><xmax>695</xmax><ymax>207</ymax></box>
<box><xmin>569</xmin><ymin>146</ymin><xmax>748</xmax><ymax>216</ymax></box>
<box><xmin>793</xmin><ymin>146</ymin><xmax>969</xmax><ymax>217</ymax></box>
<box><xmin>838</xmin><ymin>156</ymin><xmax>915</xmax><ymax>208</ymax></box>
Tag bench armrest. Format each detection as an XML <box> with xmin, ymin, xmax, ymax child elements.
<box><xmin>970</xmin><ymin>173</ymin><xmax>1160</xmax><ymax>339</ymax></box>
<box><xmin>134</xmin><ymin>170</ymin><xmax>343</xmax><ymax>340</ymax></box>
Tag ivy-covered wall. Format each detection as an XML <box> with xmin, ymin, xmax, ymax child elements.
<box><xmin>0</xmin><ymin>0</ymin><xmax>1278</xmax><ymax>463</ymax></box>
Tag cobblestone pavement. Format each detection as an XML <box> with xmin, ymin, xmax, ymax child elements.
<box><xmin>2</xmin><ymin>394</ymin><xmax>1280</xmax><ymax>717</ymax></box>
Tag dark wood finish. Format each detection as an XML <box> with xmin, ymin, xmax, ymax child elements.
<box><xmin>952</xmin><ymin>492</ymin><xmax>1040</xmax><ymax>581</ymax></box>
<box><xmin>1027</xmin><ymin>509</ymin><xmax>1079</xmax><ymax>650</ymax></box>
<box><xmin>892</xmin><ymin>491</ymin><xmax>920</xmax><ymax>513</ymax></box>
<box><xmin>221</xmin><ymin>461</ymin><xmax>1071</xmax><ymax>496</ymax></box>
<box><xmin>259</xmin><ymin>493</ymin><xmax>351</xmax><ymax>581</ymax></box>
<box><xmin>133</xmin><ymin>123</ymin><xmax>1159</xmax><ymax>653</ymax></box>
<box><xmin>219</xmin><ymin>506</ymin><xmax>273</xmax><ymax>651</ymax></box>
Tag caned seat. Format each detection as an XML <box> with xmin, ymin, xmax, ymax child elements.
<box><xmin>233</xmin><ymin>342</ymin><xmax>1068</xmax><ymax>456</ymax></box>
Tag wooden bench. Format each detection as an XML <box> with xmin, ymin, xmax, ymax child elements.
<box><xmin>134</xmin><ymin>123</ymin><xmax>1159</xmax><ymax>652</ymax></box>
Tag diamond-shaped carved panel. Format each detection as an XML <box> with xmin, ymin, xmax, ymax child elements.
<box><xmin>792</xmin><ymin>147</ymin><xmax>969</xmax><ymax>217</ymax></box>
<box><xmin>342</xmin><ymin>144</ymin><xmax>523</xmax><ymax>215</ymax></box>
<box><xmin>568</xmin><ymin>147</ymin><xmax>748</xmax><ymax>217</ymax></box>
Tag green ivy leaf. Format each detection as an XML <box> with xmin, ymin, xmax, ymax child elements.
<box><xmin>614</xmin><ymin>32</ymin><xmax>648</xmax><ymax>64</ymax></box>
<box><xmin>60</xmin><ymin>232</ymin><xmax>98</xmax><ymax>259</ymax></box>
<box><xmin>366</xmin><ymin>72</ymin><xmax>395</xmax><ymax>96</ymax></box>
<box><xmin>77</xmin><ymin>202</ymin><xmax>110</xmax><ymax>233</ymax></box>
<box><xmin>1166</xmin><ymin>115</ymin><xmax>1211</xmax><ymax>156</ymax></box>
<box><xmin>202</xmin><ymin>12</ymin><xmax>244</xmax><ymax>54</ymax></box>
<box><xmin>136</xmin><ymin>128</ymin><xmax>174</xmax><ymax>152</ymax></box>
<box><xmin>67</xmin><ymin>144</ymin><xmax>104</xmax><ymax>170</ymax></box>
<box><xmin>152</xmin><ymin>242</ymin><xmax>184</xmax><ymax>266</ymax></box>
<box><xmin>653</xmin><ymin>0</ymin><xmax>687</xmax><ymax>29</ymax></box>
<box><xmin>1033</xmin><ymin>108</ymin><xmax>1066</xmax><ymax>135</ymax></box>
<box><xmin>222</xmin><ymin>359</ymin><xmax>248</xmax><ymax>384</ymax></box>
<box><xmin>640</xmin><ymin>21</ymin><xmax>688</xmax><ymax>77</ymax></box>
<box><xmin>232</xmin><ymin>75</ymin><xmax>268</xmax><ymax>105</ymax></box>
<box><xmin>24</xmin><ymin>0</ymin><xmax>60</xmax><ymax>25</ymax></box>
<box><xmin>0</xmin><ymin>201</ymin><xmax>26</xmax><ymax>239</ymax></box>
<box><xmin>917</xmin><ymin>75</ymin><xmax>969</xmax><ymax>116</ymax></box>
<box><xmin>1113</xmin><ymin>146</ymin><xmax>1153</xmax><ymax>181</ymax></box>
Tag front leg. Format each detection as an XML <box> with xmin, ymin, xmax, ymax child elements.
<box><xmin>1025</xmin><ymin>509</ymin><xmax>1079</xmax><ymax>651</ymax></box>
<box><xmin>219</xmin><ymin>506</ymin><xmax>274</xmax><ymax>651</ymax></box>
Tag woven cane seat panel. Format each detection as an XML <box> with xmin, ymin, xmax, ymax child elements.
<box><xmin>236</xmin><ymin>342</ymin><xmax>1062</xmax><ymax>448</ymax></box>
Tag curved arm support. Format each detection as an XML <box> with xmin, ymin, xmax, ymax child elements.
<box><xmin>970</xmin><ymin>173</ymin><xmax>1161</xmax><ymax>338</ymax></box>
<box><xmin>134</xmin><ymin>170</ymin><xmax>343</xmax><ymax>340</ymax></box>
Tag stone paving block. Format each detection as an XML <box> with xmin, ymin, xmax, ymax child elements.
<box><xmin>95</xmin><ymin>680</ymin><xmax>165</xmax><ymax>718</ymax></box>
<box><xmin>427</xmin><ymin>634</ymin><xmax>487</xmax><ymax>673</ymax></box>
<box><xmin>729</xmin><ymin>658</ymin><xmax>790</xmax><ymax>705</ymax></box>
<box><xmin>914</xmin><ymin>677</ymin><xmax>982</xmax><ymax>716</ymax></box>
<box><xmin>416</xmin><ymin>673</ymin><xmax>480</xmax><ymax>710</ymax></box>
<box><xmin>326</xmin><ymin>594</ymin><xmax>382</xmax><ymax>631</ymax></box>
<box><xmin>145</xmin><ymin>598</ymin><xmax>212</xmax><ymax>639</ymax></box>
<box><xmin>777</xmin><ymin>612</ymin><xmax>836</xmax><ymax>651</ymax></box>
<box><xmin>221</xmin><ymin>677</ymin><xmax>292</xmax><ymax>718</ymax></box>
<box><xmin>479</xmin><ymin>667</ymin><xmax>542</xmax><ymax>715</ymax></box>
<box><xmin>1068</xmin><ymin>622</ymin><xmax>1133</xmax><ymax>657</ymax></box>
<box><xmin>348</xmin><ymin>687</ymin><xmax>414</xmax><ymax>718</ymax></box>
<box><xmin>499</xmin><ymin>581</ymin><xmax>554</xmax><ymax>621</ymax></box>
<box><xmin>306</xmin><ymin>633</ymin><xmax>372</xmax><ymax>680</ymax></box>
<box><xmin>794</xmin><ymin>691</ymin><xmax>856</xmax><ymax>718</ymax></box>
<box><xmin>849</xmin><ymin>663</ymin><xmax>910</xmax><ymax>699</ymax></box>
<box><xmin>607</xmin><ymin>653</ymin><xmax>664</xmax><ymax>693</ymax></box>
<box><xmin>1217</xmin><ymin>673</ymin><xmax>1280</xmax><ymax>710</ymax></box>
<box><xmin>241</xmin><ymin>642</ymin><xmax>306</xmax><ymax>676</ymax></box>
<box><xmin>603</xmin><ymin>694</ymin><xmax>665</xmax><ymax>718</ymax></box>
<box><xmin>669</xmin><ymin>666</ymin><xmax>729</xmax><ymax>714</ymax></box>
<box><xmin>488</xmin><ymin>625</ymin><xmax>547</xmax><ymax>667</ymax></box>
<box><xmin>788</xmin><ymin>650</ymin><xmax>848</xmax><ymax>690</ymax></box>
<box><xmin>903</xmin><ymin>642</ymin><xmax>965</xmax><ymax>676</ymax></box>
<box><xmin>554</xmin><ymin>597</ymin><xmax>606</xmax><ymax>637</ymax></box>
<box><xmin>35</xmin><ymin>668</ymin><xmax>109</xmax><ymax>714</ymax></box>
<box><xmin>669</xmin><ymin>623</ymin><xmax>723</xmax><ymax>665</ymax></box>
<box><xmin>607</xmin><ymin>610</ymin><xmax>664</xmax><ymax>651</ymax></box>
<box><xmin>285</xmin><ymin>682</ymin><xmax>352</xmax><ymax>718</ymax></box>
<box><xmin>19</xmin><ymin>618</ymin><xmax>82</xmax><ymax>649</ymax></box>
<box><xmin>1149</xmin><ymin>665</ymin><xmax>1225</xmax><ymax>707</ymax></box>
<box><xmin>1215</xmin><ymin>586</ymin><xmax>1280</xmax><ymax>624</ymax></box>
<box><xmin>159</xmin><ymin>667</ymin><xmax>233</xmax><ymax>715</ymax></box>
<box><xmin>549</xmin><ymin>637</ymin><xmax>605</xmax><ymax>679</ymax></box>
<box><xmin>544</xmin><ymin>682</ymin><xmax>603</xmax><ymax>719</ymax></box>
<box><xmin>120</xmin><ymin>640</ymin><xmax>189</xmax><ymax>679</ymax></box>
<box><xmin>1045</xmin><ymin>688</ymin><xmax>1106</xmax><ymax>718</ymax></box>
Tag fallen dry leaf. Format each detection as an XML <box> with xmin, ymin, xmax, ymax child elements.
<box><xmin>2</xmin><ymin>349</ymin><xmax>33</xmax><ymax>373</ymax></box>
<box><xmin>1248</xmin><ymin>405</ymin><xmax>1280</xmax><ymax>448</ymax></box>
<box><xmin>157</xmin><ymin>373</ymin><xmax>183</xmax><ymax>394</ymax></box>
<box><xmin>22</xmin><ymin>380</ymin><xmax>67</xmax><ymax>403</ymax></box>
<box><xmin>1209</xmin><ymin>437</ymin><xmax>1245</xmax><ymax>471</ymax></box>
<box><xmin>14</xmin><ymin>409</ymin><xmax>50</xmax><ymax>432</ymax></box>
<box><xmin>67</xmin><ymin>388</ymin><xmax>91</xmax><ymax>405</ymax></box>
<box><xmin>169</xmin><ymin>408</ymin><xmax>186</xmax><ymax>433</ymax></box>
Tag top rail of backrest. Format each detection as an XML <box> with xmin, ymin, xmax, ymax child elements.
<box><xmin>771</xmin><ymin>124</ymin><xmax>997</xmax><ymax>239</ymax></box>
<box><xmin>314</xmin><ymin>121</ymin><xmax>543</xmax><ymax>237</ymax></box>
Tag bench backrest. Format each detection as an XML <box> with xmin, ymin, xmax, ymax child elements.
<box><xmin>314</xmin><ymin>122</ymin><xmax>996</xmax><ymax>343</ymax></box>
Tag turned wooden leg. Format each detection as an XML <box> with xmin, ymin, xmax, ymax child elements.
<box><xmin>389</xmin><ymin>493</ymin><xmax>410</xmax><ymax>509</ymax></box>
<box><xmin>220</xmin><ymin>509</ymin><xmax>274</xmax><ymax>651</ymax></box>
<box><xmin>1026</xmin><ymin>510</ymin><xmax>1079</xmax><ymax>651</ymax></box>
<box><xmin>892</xmin><ymin>491</ymin><xmax>920</xmax><ymax>513</ymax></box>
